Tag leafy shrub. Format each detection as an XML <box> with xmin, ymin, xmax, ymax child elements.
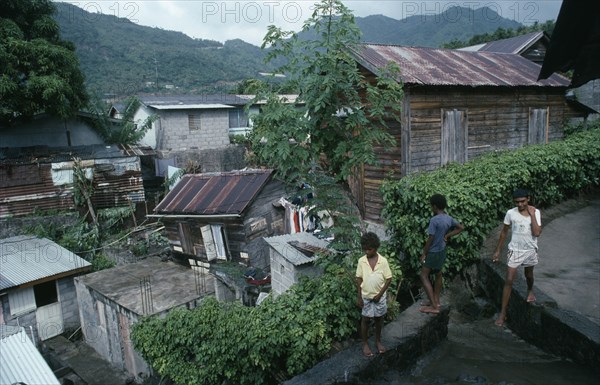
<box><xmin>381</xmin><ymin>128</ymin><xmax>600</xmax><ymax>279</ymax></box>
<box><xmin>132</xmin><ymin>261</ymin><xmax>392</xmax><ymax>385</ymax></box>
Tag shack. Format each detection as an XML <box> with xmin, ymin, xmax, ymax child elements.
<box><xmin>149</xmin><ymin>169</ymin><xmax>286</xmax><ymax>269</ymax></box>
<box><xmin>0</xmin><ymin>235</ymin><xmax>92</xmax><ymax>341</ymax></box>
<box><xmin>349</xmin><ymin>43</ymin><xmax>592</xmax><ymax>222</ymax></box>
<box><xmin>264</xmin><ymin>232</ymin><xmax>330</xmax><ymax>297</ymax></box>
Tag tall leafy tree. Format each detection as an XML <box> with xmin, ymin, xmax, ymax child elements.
<box><xmin>249</xmin><ymin>0</ymin><xmax>403</xmax><ymax>253</ymax></box>
<box><xmin>0</xmin><ymin>0</ymin><xmax>88</xmax><ymax>125</ymax></box>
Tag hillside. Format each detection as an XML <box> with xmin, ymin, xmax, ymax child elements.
<box><xmin>54</xmin><ymin>2</ymin><xmax>272</xmax><ymax>98</ymax></box>
<box><xmin>356</xmin><ymin>7</ymin><xmax>522</xmax><ymax>47</ymax></box>
<box><xmin>54</xmin><ymin>3</ymin><xmax>523</xmax><ymax>98</ymax></box>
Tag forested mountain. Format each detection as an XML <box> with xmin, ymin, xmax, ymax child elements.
<box><xmin>54</xmin><ymin>2</ymin><xmax>524</xmax><ymax>98</ymax></box>
<box><xmin>355</xmin><ymin>7</ymin><xmax>522</xmax><ymax>47</ymax></box>
<box><xmin>54</xmin><ymin>2</ymin><xmax>272</xmax><ymax>98</ymax></box>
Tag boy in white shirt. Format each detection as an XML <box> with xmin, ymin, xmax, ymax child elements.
<box><xmin>492</xmin><ymin>188</ymin><xmax>542</xmax><ymax>327</ymax></box>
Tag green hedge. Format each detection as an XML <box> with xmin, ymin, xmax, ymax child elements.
<box><xmin>381</xmin><ymin>127</ymin><xmax>600</xmax><ymax>278</ymax></box>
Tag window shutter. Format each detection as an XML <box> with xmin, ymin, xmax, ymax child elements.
<box><xmin>9</xmin><ymin>287</ymin><xmax>36</xmax><ymax>315</ymax></box>
<box><xmin>528</xmin><ymin>108</ymin><xmax>548</xmax><ymax>144</ymax></box>
<box><xmin>201</xmin><ymin>225</ymin><xmax>217</xmax><ymax>261</ymax></box>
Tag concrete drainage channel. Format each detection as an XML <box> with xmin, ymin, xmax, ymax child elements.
<box><xmin>283</xmin><ymin>259</ymin><xmax>599</xmax><ymax>384</ymax></box>
<box><xmin>283</xmin><ymin>302</ymin><xmax>451</xmax><ymax>385</ymax></box>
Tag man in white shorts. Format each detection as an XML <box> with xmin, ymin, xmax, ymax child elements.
<box><xmin>492</xmin><ymin>188</ymin><xmax>542</xmax><ymax>327</ymax></box>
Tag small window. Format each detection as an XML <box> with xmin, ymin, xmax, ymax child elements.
<box><xmin>189</xmin><ymin>114</ymin><xmax>202</xmax><ymax>131</ymax></box>
<box><xmin>229</xmin><ymin>108</ymin><xmax>249</xmax><ymax>128</ymax></box>
<box><xmin>280</xmin><ymin>264</ymin><xmax>285</xmax><ymax>274</ymax></box>
<box><xmin>34</xmin><ymin>281</ymin><xmax>58</xmax><ymax>307</ymax></box>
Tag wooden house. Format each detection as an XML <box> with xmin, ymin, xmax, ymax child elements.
<box><xmin>348</xmin><ymin>43</ymin><xmax>592</xmax><ymax>222</ymax></box>
<box><xmin>149</xmin><ymin>169</ymin><xmax>286</xmax><ymax>268</ymax></box>
<box><xmin>462</xmin><ymin>32</ymin><xmax>599</xmax><ymax>117</ymax></box>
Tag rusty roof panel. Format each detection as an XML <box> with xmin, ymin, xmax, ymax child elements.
<box><xmin>155</xmin><ymin>169</ymin><xmax>274</xmax><ymax>215</ymax></box>
<box><xmin>353</xmin><ymin>43</ymin><xmax>569</xmax><ymax>87</ymax></box>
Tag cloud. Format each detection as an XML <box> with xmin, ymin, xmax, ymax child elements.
<box><xmin>58</xmin><ymin>0</ymin><xmax>562</xmax><ymax>46</ymax></box>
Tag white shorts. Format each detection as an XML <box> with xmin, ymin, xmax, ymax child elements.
<box><xmin>362</xmin><ymin>295</ymin><xmax>387</xmax><ymax>318</ymax></box>
<box><xmin>507</xmin><ymin>249</ymin><xmax>538</xmax><ymax>268</ymax></box>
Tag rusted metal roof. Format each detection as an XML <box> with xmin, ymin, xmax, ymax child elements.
<box><xmin>0</xmin><ymin>235</ymin><xmax>92</xmax><ymax>291</ymax></box>
<box><xmin>352</xmin><ymin>43</ymin><xmax>569</xmax><ymax>87</ymax></box>
<box><xmin>154</xmin><ymin>169</ymin><xmax>274</xmax><ymax>216</ymax></box>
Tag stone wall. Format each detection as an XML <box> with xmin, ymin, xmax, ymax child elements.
<box><xmin>283</xmin><ymin>303</ymin><xmax>450</xmax><ymax>385</ymax></box>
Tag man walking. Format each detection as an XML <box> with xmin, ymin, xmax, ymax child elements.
<box><xmin>493</xmin><ymin>188</ymin><xmax>542</xmax><ymax>326</ymax></box>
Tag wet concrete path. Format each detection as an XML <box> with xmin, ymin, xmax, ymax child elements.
<box><xmin>348</xmin><ymin>192</ymin><xmax>600</xmax><ymax>385</ymax></box>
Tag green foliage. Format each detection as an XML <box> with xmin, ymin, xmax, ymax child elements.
<box><xmin>87</xmin><ymin>96</ymin><xmax>157</xmax><ymax>145</ymax></box>
<box><xmin>441</xmin><ymin>20</ymin><xmax>555</xmax><ymax>49</ymax></box>
<box><xmin>0</xmin><ymin>0</ymin><xmax>88</xmax><ymax>124</ymax></box>
<box><xmin>132</xmin><ymin>262</ymin><xmax>363</xmax><ymax>385</ymax></box>
<box><xmin>248</xmin><ymin>0</ymin><xmax>403</xmax><ymax>258</ymax></box>
<box><xmin>90</xmin><ymin>253</ymin><xmax>116</xmax><ymax>271</ymax></box>
<box><xmin>382</xmin><ymin>128</ymin><xmax>600</xmax><ymax>280</ymax></box>
<box><xmin>25</xmin><ymin>206</ymin><xmax>137</xmax><ymax>271</ymax></box>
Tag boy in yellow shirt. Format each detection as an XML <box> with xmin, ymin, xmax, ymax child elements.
<box><xmin>356</xmin><ymin>232</ymin><xmax>392</xmax><ymax>357</ymax></box>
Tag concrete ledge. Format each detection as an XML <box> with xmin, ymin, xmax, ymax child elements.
<box><xmin>283</xmin><ymin>302</ymin><xmax>450</xmax><ymax>385</ymax></box>
<box><xmin>479</xmin><ymin>258</ymin><xmax>600</xmax><ymax>366</ymax></box>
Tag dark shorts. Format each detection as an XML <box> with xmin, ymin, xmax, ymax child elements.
<box><xmin>424</xmin><ymin>250</ymin><xmax>447</xmax><ymax>272</ymax></box>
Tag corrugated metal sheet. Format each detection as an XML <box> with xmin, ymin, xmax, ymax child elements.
<box><xmin>0</xmin><ymin>152</ymin><xmax>145</xmax><ymax>218</ymax></box>
<box><xmin>0</xmin><ymin>325</ymin><xmax>60</xmax><ymax>385</ymax></box>
<box><xmin>477</xmin><ymin>31</ymin><xmax>546</xmax><ymax>54</ymax></box>
<box><xmin>264</xmin><ymin>232</ymin><xmax>330</xmax><ymax>266</ymax></box>
<box><xmin>154</xmin><ymin>169</ymin><xmax>273</xmax><ymax>215</ymax></box>
<box><xmin>0</xmin><ymin>235</ymin><xmax>92</xmax><ymax>291</ymax></box>
<box><xmin>140</xmin><ymin>94</ymin><xmax>252</xmax><ymax>107</ymax></box>
<box><xmin>352</xmin><ymin>43</ymin><xmax>569</xmax><ymax>87</ymax></box>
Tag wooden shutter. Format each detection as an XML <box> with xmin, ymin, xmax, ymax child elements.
<box><xmin>201</xmin><ymin>225</ymin><xmax>217</xmax><ymax>261</ymax></box>
<box><xmin>528</xmin><ymin>108</ymin><xmax>548</xmax><ymax>144</ymax></box>
<box><xmin>441</xmin><ymin>109</ymin><xmax>468</xmax><ymax>165</ymax></box>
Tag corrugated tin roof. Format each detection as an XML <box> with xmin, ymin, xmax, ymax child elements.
<box><xmin>352</xmin><ymin>43</ymin><xmax>569</xmax><ymax>87</ymax></box>
<box><xmin>264</xmin><ymin>232</ymin><xmax>330</xmax><ymax>266</ymax></box>
<box><xmin>154</xmin><ymin>169</ymin><xmax>274</xmax><ymax>215</ymax></box>
<box><xmin>0</xmin><ymin>144</ymin><xmax>135</xmax><ymax>164</ymax></box>
<box><xmin>140</xmin><ymin>94</ymin><xmax>252</xmax><ymax>107</ymax></box>
<box><xmin>476</xmin><ymin>31</ymin><xmax>547</xmax><ymax>54</ymax></box>
<box><xmin>0</xmin><ymin>235</ymin><xmax>92</xmax><ymax>291</ymax></box>
<box><xmin>0</xmin><ymin>325</ymin><xmax>60</xmax><ymax>385</ymax></box>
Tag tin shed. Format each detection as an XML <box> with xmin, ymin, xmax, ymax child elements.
<box><xmin>264</xmin><ymin>232</ymin><xmax>330</xmax><ymax>297</ymax></box>
<box><xmin>0</xmin><ymin>235</ymin><xmax>92</xmax><ymax>342</ymax></box>
<box><xmin>150</xmin><ymin>169</ymin><xmax>286</xmax><ymax>269</ymax></box>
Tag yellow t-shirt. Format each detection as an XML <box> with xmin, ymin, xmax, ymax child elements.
<box><xmin>356</xmin><ymin>253</ymin><xmax>392</xmax><ymax>299</ymax></box>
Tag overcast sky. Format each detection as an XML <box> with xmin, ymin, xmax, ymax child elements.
<box><xmin>59</xmin><ymin>0</ymin><xmax>563</xmax><ymax>46</ymax></box>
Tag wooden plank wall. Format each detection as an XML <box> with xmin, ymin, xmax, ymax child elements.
<box><xmin>407</xmin><ymin>86</ymin><xmax>575</xmax><ymax>175</ymax></box>
<box><xmin>357</xmin><ymin>84</ymin><xmax>585</xmax><ymax>222</ymax></box>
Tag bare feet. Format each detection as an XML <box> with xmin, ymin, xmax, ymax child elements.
<box><xmin>362</xmin><ymin>345</ymin><xmax>374</xmax><ymax>357</ymax></box>
<box><xmin>419</xmin><ymin>306</ymin><xmax>440</xmax><ymax>314</ymax></box>
<box><xmin>420</xmin><ymin>301</ymin><xmax>442</xmax><ymax>308</ymax></box>
<box><xmin>527</xmin><ymin>293</ymin><xmax>536</xmax><ymax>303</ymax></box>
<box><xmin>376</xmin><ymin>342</ymin><xmax>386</xmax><ymax>354</ymax></box>
<box><xmin>495</xmin><ymin>314</ymin><xmax>506</xmax><ymax>327</ymax></box>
